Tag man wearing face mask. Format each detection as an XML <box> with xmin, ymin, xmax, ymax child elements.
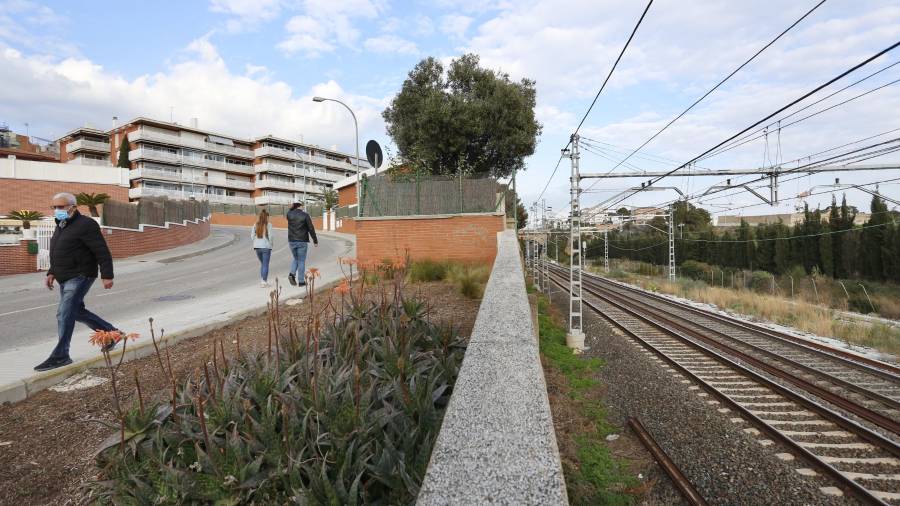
<box><xmin>34</xmin><ymin>192</ymin><xmax>119</xmax><ymax>371</ymax></box>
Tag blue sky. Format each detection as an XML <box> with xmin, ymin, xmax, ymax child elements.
<box><xmin>2</xmin><ymin>0</ymin><xmax>899</xmax><ymax>221</ymax></box>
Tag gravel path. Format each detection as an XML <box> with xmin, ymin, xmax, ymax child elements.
<box><xmin>546</xmin><ymin>286</ymin><xmax>862</xmax><ymax>506</ymax></box>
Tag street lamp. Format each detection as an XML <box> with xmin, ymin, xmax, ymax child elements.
<box><xmin>312</xmin><ymin>96</ymin><xmax>360</xmax><ymax>217</ymax></box>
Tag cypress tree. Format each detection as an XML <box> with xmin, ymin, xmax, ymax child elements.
<box><xmin>116</xmin><ymin>134</ymin><xmax>131</xmax><ymax>168</ymax></box>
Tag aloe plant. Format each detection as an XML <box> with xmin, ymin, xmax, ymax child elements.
<box><xmin>93</xmin><ymin>262</ymin><xmax>467</xmax><ymax>505</ymax></box>
<box><xmin>8</xmin><ymin>209</ymin><xmax>44</xmax><ymax>229</ymax></box>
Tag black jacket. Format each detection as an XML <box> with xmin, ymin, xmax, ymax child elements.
<box><xmin>48</xmin><ymin>211</ymin><xmax>114</xmax><ymax>282</ymax></box>
<box><xmin>286</xmin><ymin>208</ymin><xmax>318</xmax><ymax>244</ymax></box>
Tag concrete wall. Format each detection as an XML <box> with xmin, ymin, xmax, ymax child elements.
<box><xmin>0</xmin><ymin>158</ymin><xmax>130</xmax><ymax>214</ymax></box>
<box><xmin>355</xmin><ymin>213</ymin><xmax>505</xmax><ymax>264</ymax></box>
<box><xmin>417</xmin><ymin>230</ymin><xmax>568</xmax><ymax>505</ymax></box>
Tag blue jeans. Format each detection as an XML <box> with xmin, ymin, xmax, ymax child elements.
<box><xmin>255</xmin><ymin>248</ymin><xmax>271</xmax><ymax>281</ymax></box>
<box><xmin>289</xmin><ymin>241</ymin><xmax>309</xmax><ymax>281</ymax></box>
<box><xmin>50</xmin><ymin>276</ymin><xmax>116</xmax><ymax>360</ymax></box>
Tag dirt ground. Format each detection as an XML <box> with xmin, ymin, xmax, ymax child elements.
<box><xmin>0</xmin><ymin>280</ymin><xmax>480</xmax><ymax>506</ymax></box>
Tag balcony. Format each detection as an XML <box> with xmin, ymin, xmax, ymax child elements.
<box><xmin>255</xmin><ymin>179</ymin><xmax>297</xmax><ymax>191</ymax></box>
<box><xmin>129</xmin><ymin>130</ymin><xmax>254</xmax><ymax>159</ymax></box>
<box><xmin>219</xmin><ymin>179</ymin><xmax>255</xmax><ymax>191</ymax></box>
<box><xmin>255</xmin><ymin>162</ymin><xmax>296</xmax><ymax>176</ymax></box>
<box><xmin>255</xmin><ymin>195</ymin><xmax>296</xmax><ymax>205</ymax></box>
<box><xmin>305</xmin><ymin>153</ymin><xmax>354</xmax><ymax>171</ymax></box>
<box><xmin>66</xmin><ymin>139</ymin><xmax>111</xmax><ymax>154</ymax></box>
<box><xmin>129</xmin><ymin>187</ymin><xmax>253</xmax><ymax>205</ymax></box>
<box><xmin>67</xmin><ymin>157</ymin><xmax>111</xmax><ymax>167</ymax></box>
<box><xmin>254</xmin><ymin>145</ymin><xmax>300</xmax><ymax>161</ymax></box>
<box><xmin>130</xmin><ymin>148</ymin><xmax>181</xmax><ymax>165</ymax></box>
<box><xmin>129</xmin><ymin>168</ymin><xmax>184</xmax><ymax>183</ymax></box>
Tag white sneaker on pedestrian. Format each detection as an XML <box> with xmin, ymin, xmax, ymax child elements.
<box><xmin>260</xmin><ymin>281</ymin><xmax>269</xmax><ymax>288</ymax></box>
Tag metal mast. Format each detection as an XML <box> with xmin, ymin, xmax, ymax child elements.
<box><xmin>668</xmin><ymin>204</ymin><xmax>676</xmax><ymax>281</ymax></box>
<box><xmin>604</xmin><ymin>229</ymin><xmax>609</xmax><ymax>273</ymax></box>
<box><xmin>566</xmin><ymin>134</ymin><xmax>584</xmax><ymax>349</ymax></box>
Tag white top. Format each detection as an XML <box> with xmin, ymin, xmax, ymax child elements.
<box><xmin>250</xmin><ymin>223</ymin><xmax>274</xmax><ymax>249</ymax></box>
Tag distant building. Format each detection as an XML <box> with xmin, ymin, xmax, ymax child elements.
<box><xmin>0</xmin><ymin>124</ymin><xmax>59</xmax><ymax>162</ymax></box>
<box><xmin>51</xmin><ymin>117</ymin><xmax>362</xmax><ymax>206</ymax></box>
<box><xmin>715</xmin><ymin>211</ymin><xmax>870</xmax><ymax>227</ymax></box>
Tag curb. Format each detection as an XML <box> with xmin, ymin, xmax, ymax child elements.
<box><xmin>0</xmin><ymin>278</ymin><xmax>343</xmax><ymax>406</ymax></box>
<box><xmin>157</xmin><ymin>231</ymin><xmax>240</xmax><ymax>264</ymax></box>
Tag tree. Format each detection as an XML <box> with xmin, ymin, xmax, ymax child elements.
<box><xmin>516</xmin><ymin>197</ymin><xmax>528</xmax><ymax>230</ymax></box>
<box><xmin>117</xmin><ymin>135</ymin><xmax>130</xmax><ymax>168</ymax></box>
<box><xmin>383</xmin><ymin>54</ymin><xmax>541</xmax><ymax>178</ymax></box>
<box><xmin>861</xmin><ymin>195</ymin><xmax>889</xmax><ymax>281</ymax></box>
<box><xmin>8</xmin><ymin>209</ymin><xmax>44</xmax><ymax>229</ymax></box>
<box><xmin>322</xmin><ymin>189</ymin><xmax>338</xmax><ymax>211</ymax></box>
<box><xmin>76</xmin><ymin>192</ymin><xmax>111</xmax><ymax>217</ymax></box>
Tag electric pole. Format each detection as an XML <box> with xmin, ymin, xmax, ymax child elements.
<box><xmin>668</xmin><ymin>204</ymin><xmax>676</xmax><ymax>281</ymax></box>
<box><xmin>566</xmin><ymin>134</ymin><xmax>584</xmax><ymax>350</ymax></box>
<box><xmin>604</xmin><ymin>228</ymin><xmax>609</xmax><ymax>273</ymax></box>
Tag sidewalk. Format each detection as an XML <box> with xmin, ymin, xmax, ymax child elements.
<box><xmin>0</xmin><ymin>231</ymin><xmax>355</xmax><ymax>404</ymax></box>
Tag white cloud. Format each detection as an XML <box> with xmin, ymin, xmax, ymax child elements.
<box><xmin>364</xmin><ymin>35</ymin><xmax>418</xmax><ymax>55</ymax></box>
<box><xmin>278</xmin><ymin>0</ymin><xmax>385</xmax><ymax>57</ymax></box>
<box><xmin>209</xmin><ymin>0</ymin><xmax>282</xmax><ymax>32</ymax></box>
<box><xmin>440</xmin><ymin>14</ymin><xmax>472</xmax><ymax>39</ymax></box>
<box><xmin>0</xmin><ymin>37</ymin><xmax>390</xmax><ymax>153</ymax></box>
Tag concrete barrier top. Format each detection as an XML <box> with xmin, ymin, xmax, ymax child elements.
<box><xmin>417</xmin><ymin>230</ymin><xmax>568</xmax><ymax>505</ymax></box>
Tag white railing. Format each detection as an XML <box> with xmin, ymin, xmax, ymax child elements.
<box><xmin>67</xmin><ymin>157</ymin><xmax>112</xmax><ymax>167</ymax></box>
<box><xmin>129</xmin><ymin>187</ymin><xmax>253</xmax><ymax>205</ymax></box>
<box><xmin>129</xmin><ymin>168</ymin><xmax>184</xmax><ymax>182</ymax></box>
<box><xmin>255</xmin><ymin>162</ymin><xmax>296</xmax><ymax>175</ymax></box>
<box><xmin>305</xmin><ymin>154</ymin><xmax>354</xmax><ymax>171</ymax></box>
<box><xmin>224</xmin><ymin>162</ymin><xmax>254</xmax><ymax>175</ymax></box>
<box><xmin>66</xmin><ymin>139</ymin><xmax>111</xmax><ymax>153</ymax></box>
<box><xmin>254</xmin><ymin>146</ymin><xmax>300</xmax><ymax>161</ymax></box>
<box><xmin>129</xmin><ymin>129</ymin><xmax>254</xmax><ymax>159</ymax></box>
<box><xmin>255</xmin><ymin>179</ymin><xmax>296</xmax><ymax>191</ymax></box>
<box><xmin>130</xmin><ymin>148</ymin><xmax>181</xmax><ymax>164</ymax></box>
<box><xmin>255</xmin><ymin>195</ymin><xmax>295</xmax><ymax>205</ymax></box>
<box><xmin>219</xmin><ymin>179</ymin><xmax>255</xmax><ymax>190</ymax></box>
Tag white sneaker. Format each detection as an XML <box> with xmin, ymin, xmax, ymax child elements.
<box><xmin>260</xmin><ymin>281</ymin><xmax>269</xmax><ymax>288</ymax></box>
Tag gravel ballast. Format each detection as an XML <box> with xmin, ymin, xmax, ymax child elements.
<box><xmin>546</xmin><ymin>286</ymin><xmax>863</xmax><ymax>506</ymax></box>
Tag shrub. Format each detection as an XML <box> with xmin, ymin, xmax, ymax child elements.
<box><xmin>749</xmin><ymin>271</ymin><xmax>774</xmax><ymax>293</ymax></box>
<box><xmin>448</xmin><ymin>263</ymin><xmax>490</xmax><ymax>300</ymax></box>
<box><xmin>408</xmin><ymin>259</ymin><xmax>449</xmax><ymax>282</ymax></box>
<box><xmin>679</xmin><ymin>260</ymin><xmax>710</xmax><ymax>280</ymax></box>
<box><xmin>92</xmin><ymin>270</ymin><xmax>467</xmax><ymax>504</ymax></box>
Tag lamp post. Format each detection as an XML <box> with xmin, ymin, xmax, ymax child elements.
<box><xmin>313</xmin><ymin>96</ymin><xmax>360</xmax><ymax>217</ymax></box>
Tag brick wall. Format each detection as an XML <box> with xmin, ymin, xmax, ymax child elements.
<box><xmin>104</xmin><ymin>219</ymin><xmax>210</xmax><ymax>258</ymax></box>
<box><xmin>211</xmin><ymin>213</ymin><xmax>324</xmax><ymax>232</ymax></box>
<box><xmin>0</xmin><ymin>179</ymin><xmax>129</xmax><ymax>215</ymax></box>
<box><xmin>338</xmin><ymin>184</ymin><xmax>357</xmax><ymax>206</ymax></box>
<box><xmin>0</xmin><ymin>240</ymin><xmax>38</xmax><ymax>275</ymax></box>
<box><xmin>0</xmin><ymin>219</ymin><xmax>211</xmax><ymax>277</ymax></box>
<box><xmin>355</xmin><ymin>214</ymin><xmax>505</xmax><ymax>264</ymax></box>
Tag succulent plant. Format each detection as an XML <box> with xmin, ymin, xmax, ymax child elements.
<box><xmin>92</xmin><ymin>267</ymin><xmax>466</xmax><ymax>505</ymax></box>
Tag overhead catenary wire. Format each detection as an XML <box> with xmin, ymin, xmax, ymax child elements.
<box><xmin>533</xmin><ymin>0</ymin><xmax>654</xmax><ymax>206</ymax></box>
<box><xmin>602</xmin><ymin>40</ymin><xmax>900</xmax><ymax>213</ymax></box>
<box><xmin>585</xmin><ymin>0</ymin><xmax>828</xmax><ymax>191</ymax></box>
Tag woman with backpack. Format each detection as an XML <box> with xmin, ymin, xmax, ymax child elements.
<box><xmin>251</xmin><ymin>209</ymin><xmax>274</xmax><ymax>287</ymax></box>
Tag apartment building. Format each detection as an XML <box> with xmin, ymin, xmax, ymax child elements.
<box><xmin>54</xmin><ymin>117</ymin><xmax>360</xmax><ymax>207</ymax></box>
<box><xmin>253</xmin><ymin>135</ymin><xmax>357</xmax><ymax>206</ymax></box>
<box><xmin>58</xmin><ymin>127</ymin><xmax>112</xmax><ymax>166</ymax></box>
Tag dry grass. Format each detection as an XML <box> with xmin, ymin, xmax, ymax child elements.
<box><xmin>593</xmin><ymin>266</ymin><xmax>900</xmax><ymax>358</ymax></box>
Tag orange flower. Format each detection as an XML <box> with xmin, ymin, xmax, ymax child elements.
<box><xmin>334</xmin><ymin>280</ymin><xmax>351</xmax><ymax>295</ymax></box>
<box><xmin>340</xmin><ymin>257</ymin><xmax>358</xmax><ymax>266</ymax></box>
<box><xmin>89</xmin><ymin>330</ymin><xmax>138</xmax><ymax>348</ymax></box>
<box><xmin>306</xmin><ymin>267</ymin><xmax>321</xmax><ymax>280</ymax></box>
<box><xmin>391</xmin><ymin>257</ymin><xmax>406</xmax><ymax>270</ymax></box>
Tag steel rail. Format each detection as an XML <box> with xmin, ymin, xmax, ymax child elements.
<box><xmin>546</xmin><ymin>271</ymin><xmax>899</xmax><ymax>505</ymax></box>
<box><xmin>628</xmin><ymin>417</ymin><xmax>709</xmax><ymax>506</ymax></box>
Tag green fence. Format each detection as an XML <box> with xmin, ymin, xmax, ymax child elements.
<box><xmin>359</xmin><ymin>175</ymin><xmax>504</xmax><ymax>218</ymax></box>
<box><xmin>210</xmin><ymin>202</ymin><xmax>325</xmax><ymax>218</ymax></box>
<box><xmin>102</xmin><ymin>198</ymin><xmax>210</xmax><ymax>229</ymax></box>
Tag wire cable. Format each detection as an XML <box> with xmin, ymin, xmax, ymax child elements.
<box><xmin>587</xmin><ymin>0</ymin><xmax>828</xmax><ymax>189</ymax></box>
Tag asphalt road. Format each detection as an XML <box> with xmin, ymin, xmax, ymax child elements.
<box><xmin>0</xmin><ymin>226</ymin><xmax>353</xmax><ymax>384</ymax></box>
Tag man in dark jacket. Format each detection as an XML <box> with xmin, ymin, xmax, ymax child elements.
<box><xmin>35</xmin><ymin>192</ymin><xmax>119</xmax><ymax>371</ymax></box>
<box><xmin>286</xmin><ymin>200</ymin><xmax>318</xmax><ymax>287</ymax></box>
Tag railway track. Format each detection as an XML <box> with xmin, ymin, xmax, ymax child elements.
<box><xmin>545</xmin><ymin>266</ymin><xmax>900</xmax><ymax>505</ymax></box>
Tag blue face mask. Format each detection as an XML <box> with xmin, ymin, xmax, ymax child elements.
<box><xmin>54</xmin><ymin>209</ymin><xmax>70</xmax><ymax>221</ymax></box>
